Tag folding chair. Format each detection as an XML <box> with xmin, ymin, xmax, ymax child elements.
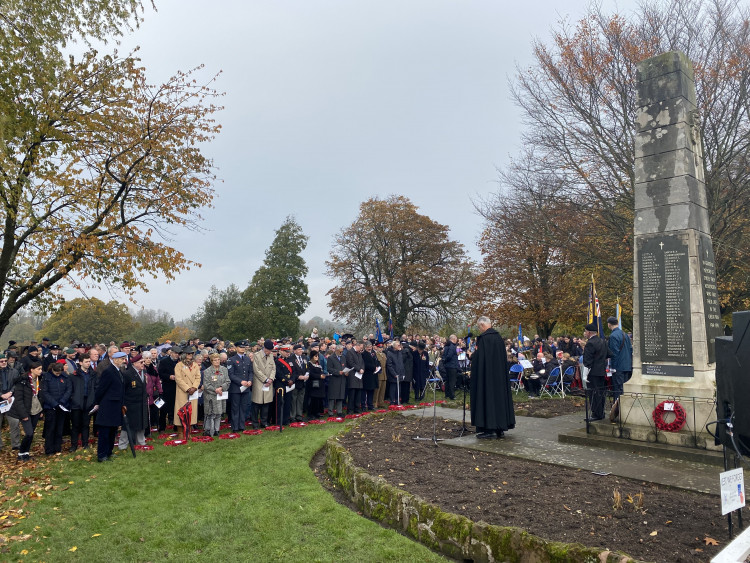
<box><xmin>509</xmin><ymin>364</ymin><xmax>524</xmax><ymax>394</ymax></box>
<box><xmin>562</xmin><ymin>366</ymin><xmax>576</xmax><ymax>396</ymax></box>
<box><xmin>540</xmin><ymin>366</ymin><xmax>562</xmax><ymax>398</ymax></box>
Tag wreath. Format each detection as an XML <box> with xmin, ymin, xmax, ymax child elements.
<box><xmin>163</xmin><ymin>439</ymin><xmax>187</xmax><ymax>446</ymax></box>
<box><xmin>652</xmin><ymin>400</ymin><xmax>687</xmax><ymax>432</ymax></box>
<box><xmin>191</xmin><ymin>436</ymin><xmax>213</xmax><ymax>443</ymax></box>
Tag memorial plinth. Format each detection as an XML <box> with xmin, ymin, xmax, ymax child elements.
<box><xmin>621</xmin><ymin>51</ymin><xmax>722</xmax><ymax>447</ymax></box>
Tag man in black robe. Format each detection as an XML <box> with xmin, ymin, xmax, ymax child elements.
<box><xmin>470</xmin><ymin>316</ymin><xmax>515</xmax><ymax>439</ymax></box>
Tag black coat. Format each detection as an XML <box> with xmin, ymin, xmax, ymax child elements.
<box><xmin>412</xmin><ymin>350</ymin><xmax>430</xmax><ymax>384</ymax></box>
<box><xmin>442</xmin><ymin>341</ymin><xmax>459</xmax><ymax>369</ymax></box>
<box><xmin>121</xmin><ymin>365</ymin><xmax>149</xmax><ymax>431</ymax></box>
<box><xmin>325</xmin><ymin>353</ymin><xmax>347</xmax><ymax>400</ymax></box>
<box><xmin>583</xmin><ymin>335</ymin><xmax>608</xmax><ymax>379</ymax></box>
<box><xmin>42</xmin><ymin>354</ymin><xmax>63</xmax><ymax>371</ymax></box>
<box><xmin>289</xmin><ymin>354</ymin><xmax>308</xmax><ymax>390</ymax></box>
<box><xmin>469</xmin><ymin>328</ymin><xmax>515</xmax><ymax>432</ymax></box>
<box><xmin>94</xmin><ymin>364</ymin><xmax>123</xmax><ymax>427</ymax></box>
<box><xmin>158</xmin><ymin>356</ymin><xmax>177</xmax><ymax>400</ymax></box>
<box><xmin>0</xmin><ymin>366</ymin><xmax>20</xmax><ymax>394</ymax></box>
<box><xmin>273</xmin><ymin>357</ymin><xmax>293</xmax><ymax>390</ymax></box>
<box><xmin>401</xmin><ymin>348</ymin><xmax>413</xmax><ymax>382</ymax></box>
<box><xmin>386</xmin><ymin>348</ymin><xmax>404</xmax><ymax>383</ymax></box>
<box><xmin>70</xmin><ymin>366</ymin><xmax>97</xmax><ymax>411</ymax></box>
<box><xmin>344</xmin><ymin>350</ymin><xmax>364</xmax><ymax>390</ymax></box>
<box><xmin>362</xmin><ymin>350</ymin><xmax>378</xmax><ymax>390</ymax></box>
<box><xmin>39</xmin><ymin>371</ymin><xmax>72</xmax><ymax>410</ymax></box>
<box><xmin>7</xmin><ymin>374</ymin><xmax>32</xmax><ymax>420</ymax></box>
<box><xmin>308</xmin><ymin>363</ymin><xmax>326</xmax><ymax>398</ymax></box>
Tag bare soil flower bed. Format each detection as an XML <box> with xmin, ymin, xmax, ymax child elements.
<box><xmin>332</xmin><ymin>413</ymin><xmax>732</xmax><ymax>562</ymax></box>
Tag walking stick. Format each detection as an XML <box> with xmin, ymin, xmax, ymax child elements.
<box><xmin>276</xmin><ymin>388</ymin><xmax>284</xmax><ymax>433</ymax></box>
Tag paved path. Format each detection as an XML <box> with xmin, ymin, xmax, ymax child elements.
<box><xmin>402</xmin><ymin>406</ymin><xmax>721</xmax><ymax>494</ymax></box>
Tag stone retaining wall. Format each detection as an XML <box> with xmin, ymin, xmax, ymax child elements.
<box><xmin>325</xmin><ymin>435</ymin><xmax>637</xmax><ymax>563</ymax></box>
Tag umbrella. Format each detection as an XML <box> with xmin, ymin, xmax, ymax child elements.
<box><xmin>121</xmin><ymin>407</ymin><xmax>137</xmax><ymax>458</ymax></box>
<box><xmin>177</xmin><ymin>401</ymin><xmax>192</xmax><ymax>432</ymax></box>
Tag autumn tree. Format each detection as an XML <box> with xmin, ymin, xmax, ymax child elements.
<box><xmin>326</xmin><ymin>195</ymin><xmax>474</xmax><ymax>335</ymax></box>
<box><xmin>471</xmin><ymin>152</ymin><xmax>592</xmax><ymax>337</ymax></box>
<box><xmin>37</xmin><ymin>297</ymin><xmax>136</xmax><ymax>344</ymax></box>
<box><xmin>220</xmin><ymin>217</ymin><xmax>310</xmax><ymax>340</ymax></box>
<box><xmin>511</xmin><ymin>0</ymin><xmax>750</xmax><ymax>313</ymax></box>
<box><xmin>158</xmin><ymin>325</ymin><xmax>193</xmax><ymax>344</ymax></box>
<box><xmin>0</xmin><ymin>0</ymin><xmax>221</xmax><ymax>334</ymax></box>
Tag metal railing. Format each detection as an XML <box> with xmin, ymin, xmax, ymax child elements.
<box><xmin>584</xmin><ymin>389</ymin><xmax>718</xmax><ymax>449</ymax></box>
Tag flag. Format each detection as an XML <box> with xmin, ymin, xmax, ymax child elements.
<box><xmin>615</xmin><ymin>297</ymin><xmax>622</xmax><ymax>330</ymax></box>
<box><xmin>387</xmin><ymin>303</ymin><xmax>394</xmax><ymax>339</ymax></box>
<box><xmin>517</xmin><ymin>323</ymin><xmax>524</xmax><ymax>349</ymax></box>
<box><xmin>587</xmin><ymin>273</ymin><xmax>604</xmax><ymax>337</ymax></box>
<box><xmin>466</xmin><ymin>325</ymin><xmax>472</xmax><ymax>350</ymax></box>
<box><xmin>375</xmin><ymin>318</ymin><xmax>383</xmax><ymax>343</ymax></box>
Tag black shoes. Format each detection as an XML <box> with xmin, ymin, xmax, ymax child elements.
<box><xmin>586</xmin><ymin>415</ymin><xmax>605</xmax><ymax>422</ymax></box>
<box><xmin>477</xmin><ymin>430</ymin><xmax>505</xmax><ymax>439</ymax></box>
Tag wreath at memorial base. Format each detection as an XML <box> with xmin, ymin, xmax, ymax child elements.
<box><xmin>652</xmin><ymin>400</ymin><xmax>687</xmax><ymax>432</ymax></box>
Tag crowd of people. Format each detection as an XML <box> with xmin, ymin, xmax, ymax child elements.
<box><xmin>0</xmin><ymin>317</ymin><xmax>520</xmax><ymax>462</ymax></box>
<box><xmin>506</xmin><ymin>317</ymin><xmax>633</xmax><ymax>421</ymax></box>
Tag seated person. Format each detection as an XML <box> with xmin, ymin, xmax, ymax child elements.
<box><xmin>525</xmin><ymin>352</ymin><xmax>547</xmax><ymax>397</ymax></box>
<box><xmin>560</xmin><ymin>352</ymin><xmax>578</xmax><ymax>383</ymax></box>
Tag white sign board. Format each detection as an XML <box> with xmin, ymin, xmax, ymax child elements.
<box><xmin>720</xmin><ymin>468</ymin><xmax>745</xmax><ymax>515</ymax></box>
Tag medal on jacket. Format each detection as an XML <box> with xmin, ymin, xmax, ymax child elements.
<box><xmin>132</xmin><ymin>380</ymin><xmax>136</xmax><ymax>388</ymax></box>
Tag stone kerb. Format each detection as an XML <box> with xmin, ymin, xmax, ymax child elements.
<box><xmin>325</xmin><ymin>432</ymin><xmax>637</xmax><ymax>563</ymax></box>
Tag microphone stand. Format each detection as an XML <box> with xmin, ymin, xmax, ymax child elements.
<box><xmin>452</xmin><ymin>370</ymin><xmax>473</xmax><ymax>437</ymax></box>
<box><xmin>412</xmin><ymin>378</ymin><xmax>444</xmax><ymax>445</ymax></box>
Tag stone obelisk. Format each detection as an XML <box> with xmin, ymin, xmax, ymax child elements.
<box><xmin>624</xmin><ymin>51</ymin><xmax>722</xmax><ymax>446</ymax></box>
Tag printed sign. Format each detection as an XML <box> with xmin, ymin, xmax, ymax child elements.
<box><xmin>720</xmin><ymin>468</ymin><xmax>745</xmax><ymax>515</ymax></box>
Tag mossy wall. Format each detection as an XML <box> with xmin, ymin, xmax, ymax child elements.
<box><xmin>325</xmin><ymin>436</ymin><xmax>638</xmax><ymax>563</ymax></box>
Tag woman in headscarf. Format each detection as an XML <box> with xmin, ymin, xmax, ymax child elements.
<box><xmin>174</xmin><ymin>346</ymin><xmax>201</xmax><ymax>440</ymax></box>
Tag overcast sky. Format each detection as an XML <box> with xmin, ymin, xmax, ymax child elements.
<box><xmin>75</xmin><ymin>0</ymin><xmax>638</xmax><ymax>324</ymax></box>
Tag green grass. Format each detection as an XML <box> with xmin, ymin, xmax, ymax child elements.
<box><xmin>2</xmin><ymin>424</ymin><xmax>447</xmax><ymax>562</ymax></box>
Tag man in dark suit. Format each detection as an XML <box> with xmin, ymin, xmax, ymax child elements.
<box><xmin>583</xmin><ymin>322</ymin><xmax>608</xmax><ymax>421</ymax></box>
<box><xmin>43</xmin><ymin>344</ymin><xmax>62</xmax><ymax>371</ymax></box>
<box><xmin>93</xmin><ymin>351</ymin><xmax>127</xmax><ymax>462</ymax></box>
<box><xmin>226</xmin><ymin>340</ymin><xmax>253</xmax><ymax>431</ymax></box>
<box><xmin>289</xmin><ymin>344</ymin><xmax>308</xmax><ymax>422</ymax></box>
<box><xmin>118</xmin><ymin>354</ymin><xmax>149</xmax><ymax>449</ymax></box>
<box><xmin>325</xmin><ymin>345</ymin><xmax>346</xmax><ymax>416</ymax></box>
<box><xmin>344</xmin><ymin>342</ymin><xmax>364</xmax><ymax>414</ymax></box>
<box><xmin>272</xmin><ymin>345</ymin><xmax>294</xmax><ymax>425</ymax></box>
